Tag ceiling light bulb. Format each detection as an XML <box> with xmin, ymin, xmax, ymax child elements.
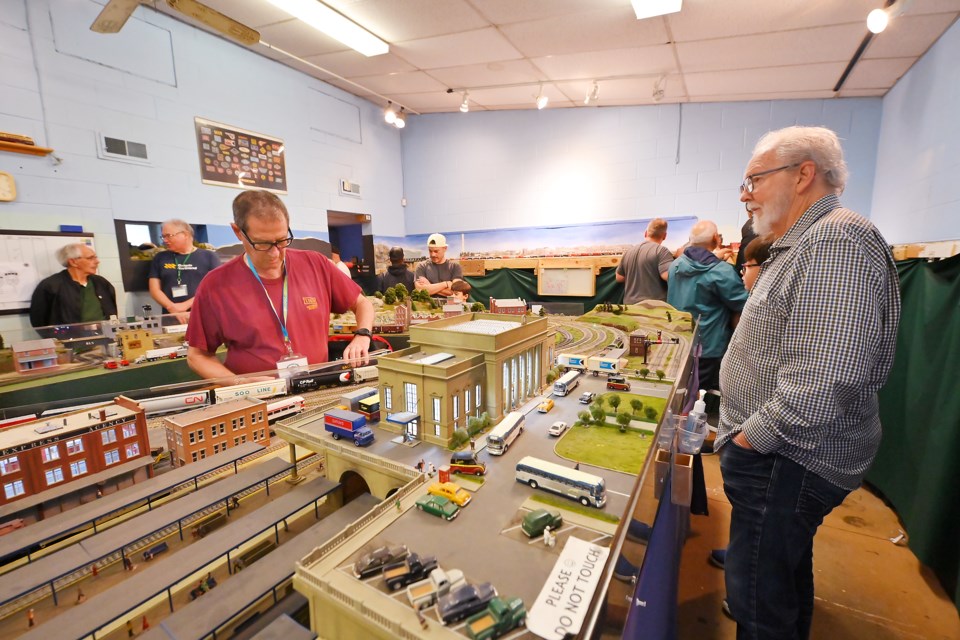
<box><xmin>384</xmin><ymin>102</ymin><xmax>396</xmax><ymax>124</ymax></box>
<box><xmin>394</xmin><ymin>108</ymin><xmax>406</xmax><ymax>129</ymax></box>
<box><xmin>460</xmin><ymin>92</ymin><xmax>469</xmax><ymax>113</ymax></box>
<box><xmin>867</xmin><ymin>8</ymin><xmax>889</xmax><ymax>33</ymax></box>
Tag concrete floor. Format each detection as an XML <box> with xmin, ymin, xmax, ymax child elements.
<box><xmin>677</xmin><ymin>453</ymin><xmax>960</xmax><ymax>639</ymax></box>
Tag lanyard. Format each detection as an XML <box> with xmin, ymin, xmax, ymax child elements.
<box><xmin>244</xmin><ymin>254</ymin><xmax>292</xmax><ymax>355</ymax></box>
<box><xmin>174</xmin><ymin>250</ymin><xmax>193</xmax><ymax>285</ymax></box>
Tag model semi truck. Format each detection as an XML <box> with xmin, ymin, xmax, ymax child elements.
<box><xmin>406</xmin><ymin>567</ymin><xmax>465</xmax><ymax>610</ymax></box>
<box><xmin>323</xmin><ymin>409</ymin><xmax>375</xmax><ymax>446</ymax></box>
<box><xmin>464</xmin><ymin>596</ymin><xmax>527</xmax><ymax>640</ymax></box>
<box><xmin>384</xmin><ymin>553</ymin><xmax>438</xmax><ymax>591</ymax></box>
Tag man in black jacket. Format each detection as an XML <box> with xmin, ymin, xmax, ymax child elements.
<box><xmin>30</xmin><ymin>243</ymin><xmax>117</xmax><ymax>328</ymax></box>
<box><xmin>378</xmin><ymin>246</ymin><xmax>415</xmax><ymax>293</ymax></box>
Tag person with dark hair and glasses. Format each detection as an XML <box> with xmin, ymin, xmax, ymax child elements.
<box><xmin>185</xmin><ymin>190</ymin><xmax>373</xmax><ymax>379</ymax></box>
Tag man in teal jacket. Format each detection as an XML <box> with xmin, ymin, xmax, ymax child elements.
<box><xmin>668</xmin><ymin>220</ymin><xmax>748</xmax><ymax>410</ymax></box>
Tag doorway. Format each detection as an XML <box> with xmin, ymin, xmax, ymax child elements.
<box><xmin>327</xmin><ymin>210</ymin><xmax>374</xmax><ymax>291</ymax></box>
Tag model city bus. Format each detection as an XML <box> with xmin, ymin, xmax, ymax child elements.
<box><xmin>552</xmin><ymin>370</ymin><xmax>581</xmax><ymax>396</ymax></box>
<box><xmin>515</xmin><ymin>456</ymin><xmax>607</xmax><ymax>508</ymax></box>
<box><xmin>486</xmin><ymin>412</ymin><xmax>525</xmax><ymax>456</ymax></box>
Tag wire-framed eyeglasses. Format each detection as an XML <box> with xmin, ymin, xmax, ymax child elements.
<box><xmin>739</xmin><ymin>163</ymin><xmax>800</xmax><ymax>194</ymax></box>
<box><xmin>240</xmin><ymin>228</ymin><xmax>294</xmax><ymax>252</ymax></box>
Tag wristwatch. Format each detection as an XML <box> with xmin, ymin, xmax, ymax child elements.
<box><xmin>353</xmin><ymin>328</ymin><xmax>373</xmax><ymax>338</ymax></box>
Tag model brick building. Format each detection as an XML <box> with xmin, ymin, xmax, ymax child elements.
<box><xmin>0</xmin><ymin>396</ymin><xmax>150</xmax><ymax>508</ymax></box>
<box><xmin>11</xmin><ymin>339</ymin><xmax>59</xmax><ymax>374</ymax></box>
<box><xmin>163</xmin><ymin>398</ymin><xmax>270</xmax><ymax>467</ymax></box>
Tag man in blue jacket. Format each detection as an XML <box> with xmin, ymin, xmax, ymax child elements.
<box><xmin>668</xmin><ymin>220</ymin><xmax>748</xmax><ymax>409</ymax></box>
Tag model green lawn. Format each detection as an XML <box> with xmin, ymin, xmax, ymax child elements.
<box><xmin>594</xmin><ymin>392</ymin><xmax>666</xmax><ymax>425</ymax></box>
<box><xmin>454</xmin><ymin>473</ymin><xmax>485</xmax><ymax>486</ymax></box>
<box><xmin>555</xmin><ymin>423</ymin><xmax>654</xmax><ymax>476</ymax></box>
<box><xmin>529</xmin><ymin>493</ymin><xmax>620</xmax><ymax>524</ymax></box>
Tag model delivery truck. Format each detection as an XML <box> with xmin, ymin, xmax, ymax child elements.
<box><xmin>324</xmin><ymin>409</ymin><xmax>374</xmax><ymax>446</ymax></box>
<box><xmin>383</xmin><ymin>553</ymin><xmax>438</xmax><ymax>591</ymax></box>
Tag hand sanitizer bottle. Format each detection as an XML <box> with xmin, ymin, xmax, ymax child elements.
<box><xmin>685</xmin><ymin>390</ymin><xmax>707</xmax><ymax>432</ymax></box>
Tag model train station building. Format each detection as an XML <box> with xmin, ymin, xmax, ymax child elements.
<box><xmin>376</xmin><ymin>312</ymin><xmax>554</xmax><ymax>446</ymax></box>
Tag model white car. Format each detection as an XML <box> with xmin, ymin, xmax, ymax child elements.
<box><xmin>548</xmin><ymin>421</ymin><xmax>568</xmax><ymax>437</ymax></box>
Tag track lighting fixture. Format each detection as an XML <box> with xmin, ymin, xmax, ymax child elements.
<box><xmin>584</xmin><ymin>81</ymin><xmax>600</xmax><ymax>105</ymax></box>
<box><xmin>394</xmin><ymin>107</ymin><xmax>406</xmax><ymax>129</ymax></box>
<box><xmin>652</xmin><ymin>75</ymin><xmax>666</xmax><ymax>102</ymax></box>
<box><xmin>535</xmin><ymin>85</ymin><xmax>548</xmax><ymax>110</ymax></box>
<box><xmin>384</xmin><ymin>101</ymin><xmax>397</xmax><ymax>124</ymax></box>
<box><xmin>460</xmin><ymin>92</ymin><xmax>470</xmax><ymax>113</ymax></box>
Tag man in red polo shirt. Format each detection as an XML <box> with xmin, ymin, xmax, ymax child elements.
<box><xmin>186</xmin><ymin>190</ymin><xmax>373</xmax><ymax>379</ymax></box>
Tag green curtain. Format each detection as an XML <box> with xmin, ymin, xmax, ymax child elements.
<box><xmin>465</xmin><ymin>267</ymin><xmax>623</xmax><ymax>312</ymax></box>
<box><xmin>869</xmin><ymin>255</ymin><xmax>960</xmax><ymax>610</ymax></box>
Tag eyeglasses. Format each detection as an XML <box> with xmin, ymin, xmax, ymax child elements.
<box><xmin>739</xmin><ymin>263</ymin><xmax>761</xmax><ymax>275</ymax></box>
<box><xmin>161</xmin><ymin>231</ymin><xmax>184</xmax><ymax>240</ymax></box>
<box><xmin>240</xmin><ymin>227</ymin><xmax>294</xmax><ymax>252</ymax></box>
<box><xmin>77</xmin><ymin>255</ymin><xmax>98</xmax><ymax>261</ymax></box>
<box><xmin>739</xmin><ymin>163</ymin><xmax>801</xmax><ymax>194</ymax></box>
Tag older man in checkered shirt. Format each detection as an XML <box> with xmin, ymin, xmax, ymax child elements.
<box><xmin>716</xmin><ymin>126</ymin><xmax>900</xmax><ymax>639</ymax></box>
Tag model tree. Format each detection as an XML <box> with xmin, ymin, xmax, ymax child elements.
<box><xmin>607</xmin><ymin>394</ymin><xmax>621</xmax><ymax>412</ymax></box>
<box><xmin>470</xmin><ymin>302</ymin><xmax>486</xmax><ymax>312</ymax></box>
<box><xmin>578</xmin><ymin>410</ymin><xmax>591</xmax><ymax>425</ymax></box>
<box><xmin>617</xmin><ymin>413</ymin><xmax>631</xmax><ymax>432</ymax></box>
<box><xmin>630</xmin><ymin>398</ymin><xmax>644</xmax><ymax>415</ymax></box>
<box><xmin>656</xmin><ymin>369</ymin><xmax>665</xmax><ymax>381</ymax></box>
<box><xmin>590</xmin><ymin>404</ymin><xmax>605</xmax><ymax>425</ymax></box>
<box><xmin>639</xmin><ymin>367</ymin><xmax>650</xmax><ymax>379</ymax></box>
<box><xmin>384</xmin><ymin>290</ymin><xmax>397</xmax><ymax>305</ymax></box>
<box><xmin>644</xmin><ymin>406</ymin><xmax>658</xmax><ymax>421</ymax></box>
<box><xmin>394</xmin><ymin>283</ymin><xmax>408</xmax><ymax>301</ymax></box>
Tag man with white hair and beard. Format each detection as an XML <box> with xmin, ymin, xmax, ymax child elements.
<box><xmin>716</xmin><ymin>126</ymin><xmax>900</xmax><ymax>639</ymax></box>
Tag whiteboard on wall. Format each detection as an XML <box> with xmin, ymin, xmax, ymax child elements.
<box><xmin>537</xmin><ymin>267</ymin><xmax>596</xmax><ymax>297</ymax></box>
<box><xmin>0</xmin><ymin>230</ymin><xmax>95</xmax><ymax>315</ymax></box>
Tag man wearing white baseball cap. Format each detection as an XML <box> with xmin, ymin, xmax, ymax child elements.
<box><xmin>415</xmin><ymin>233</ymin><xmax>462</xmax><ymax>298</ymax></box>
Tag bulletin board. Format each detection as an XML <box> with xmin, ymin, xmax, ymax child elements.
<box><xmin>194</xmin><ymin>117</ymin><xmax>287</xmax><ymax>193</ymax></box>
<box><xmin>0</xmin><ymin>230</ymin><xmax>95</xmax><ymax>315</ymax></box>
<box><xmin>537</xmin><ymin>267</ymin><xmax>596</xmax><ymax>297</ymax></box>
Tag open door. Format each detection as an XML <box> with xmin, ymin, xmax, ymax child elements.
<box><xmin>327</xmin><ymin>211</ymin><xmax>375</xmax><ymax>292</ymax></box>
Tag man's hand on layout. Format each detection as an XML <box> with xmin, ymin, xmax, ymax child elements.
<box><xmin>343</xmin><ymin>336</ymin><xmax>371</xmax><ymax>366</ymax></box>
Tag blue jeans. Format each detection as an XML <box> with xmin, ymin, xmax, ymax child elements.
<box><xmin>720</xmin><ymin>443</ymin><xmax>849</xmax><ymax>640</ymax></box>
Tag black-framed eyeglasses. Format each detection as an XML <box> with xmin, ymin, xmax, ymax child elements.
<box><xmin>161</xmin><ymin>231</ymin><xmax>184</xmax><ymax>240</ymax></box>
<box><xmin>240</xmin><ymin>228</ymin><xmax>294</xmax><ymax>251</ymax></box>
<box><xmin>739</xmin><ymin>263</ymin><xmax>761</xmax><ymax>275</ymax></box>
<box><xmin>739</xmin><ymin>163</ymin><xmax>801</xmax><ymax>194</ymax></box>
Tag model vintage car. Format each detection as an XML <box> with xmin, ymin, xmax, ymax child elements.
<box><xmin>416</xmin><ymin>494</ymin><xmax>460</xmax><ymax>521</ymax></box>
<box><xmin>427</xmin><ymin>481</ymin><xmax>471</xmax><ymax>507</ymax></box>
<box><xmin>537</xmin><ymin>398</ymin><xmax>555</xmax><ymax>413</ymax></box>
<box><xmin>547</xmin><ymin>421</ymin><xmax>568</xmax><ymax>436</ymax></box>
<box><xmin>449</xmin><ymin>451</ymin><xmax>486</xmax><ymax>476</ymax></box>
<box><xmin>438</xmin><ymin>582</ymin><xmax>498</xmax><ymax>625</ymax></box>
<box><xmin>521</xmin><ymin>509</ymin><xmax>563</xmax><ymax>538</ymax></box>
<box><xmin>578</xmin><ymin>391</ymin><xmax>596</xmax><ymax>404</ymax></box>
<box><xmin>353</xmin><ymin>544</ymin><xmax>409</xmax><ymax>579</ymax></box>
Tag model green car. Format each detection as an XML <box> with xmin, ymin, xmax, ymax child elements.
<box><xmin>415</xmin><ymin>494</ymin><xmax>460</xmax><ymax>521</ymax></box>
<box><xmin>465</xmin><ymin>596</ymin><xmax>526</xmax><ymax>639</ymax></box>
<box><xmin>521</xmin><ymin>508</ymin><xmax>563</xmax><ymax>537</ymax></box>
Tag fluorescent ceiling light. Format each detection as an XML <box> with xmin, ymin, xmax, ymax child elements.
<box><xmin>631</xmin><ymin>0</ymin><xmax>682</xmax><ymax>20</ymax></box>
<box><xmin>264</xmin><ymin>0</ymin><xmax>389</xmax><ymax>57</ymax></box>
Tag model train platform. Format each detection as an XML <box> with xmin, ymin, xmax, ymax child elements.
<box><xmin>0</xmin><ymin>456</ymin><xmax>293</xmax><ymax>610</ymax></box>
<box><xmin>18</xmin><ymin>475</ymin><xmax>350</xmax><ymax>640</ymax></box>
<box><xmin>0</xmin><ymin>442</ymin><xmax>266</xmax><ymax>563</ymax></box>
<box><xmin>139</xmin><ymin>494</ymin><xmax>379</xmax><ymax>640</ymax></box>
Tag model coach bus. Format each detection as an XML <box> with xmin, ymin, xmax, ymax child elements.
<box><xmin>515</xmin><ymin>456</ymin><xmax>607</xmax><ymax>508</ymax></box>
<box><xmin>486</xmin><ymin>411</ymin><xmax>525</xmax><ymax>455</ymax></box>
<box><xmin>552</xmin><ymin>370</ymin><xmax>581</xmax><ymax>396</ymax></box>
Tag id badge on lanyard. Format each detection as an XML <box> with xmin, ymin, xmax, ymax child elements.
<box><xmin>245</xmin><ymin>255</ymin><xmax>305</xmax><ymax>377</ymax></box>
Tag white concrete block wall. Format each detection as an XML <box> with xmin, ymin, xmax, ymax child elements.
<box><xmin>872</xmin><ymin>19</ymin><xmax>960</xmax><ymax>244</ymax></box>
<box><xmin>401</xmin><ymin>98</ymin><xmax>883</xmax><ymax>247</ymax></box>
<box><xmin>0</xmin><ymin>0</ymin><xmax>403</xmax><ymax>345</ymax></box>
